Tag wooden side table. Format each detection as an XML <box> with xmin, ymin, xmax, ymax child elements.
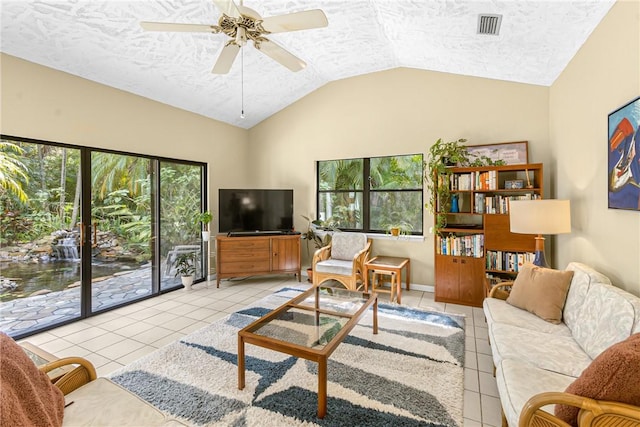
<box><xmin>364</xmin><ymin>256</ymin><xmax>410</xmax><ymax>304</ymax></box>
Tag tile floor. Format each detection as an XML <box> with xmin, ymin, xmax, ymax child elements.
<box><xmin>20</xmin><ymin>275</ymin><xmax>502</xmax><ymax>427</ymax></box>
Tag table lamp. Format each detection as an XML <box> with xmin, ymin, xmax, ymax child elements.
<box><xmin>509</xmin><ymin>199</ymin><xmax>571</xmax><ymax>268</ymax></box>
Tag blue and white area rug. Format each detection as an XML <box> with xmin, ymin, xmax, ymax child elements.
<box><xmin>110</xmin><ymin>287</ymin><xmax>465</xmax><ymax>426</ymax></box>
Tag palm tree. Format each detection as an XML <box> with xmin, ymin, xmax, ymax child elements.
<box><xmin>0</xmin><ymin>141</ymin><xmax>29</xmax><ymax>203</ymax></box>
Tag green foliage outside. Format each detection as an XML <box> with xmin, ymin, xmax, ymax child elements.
<box><xmin>0</xmin><ymin>139</ymin><xmax>203</xmax><ymax>259</ymax></box>
<box><xmin>318</xmin><ymin>155</ymin><xmax>423</xmax><ymax>232</ymax></box>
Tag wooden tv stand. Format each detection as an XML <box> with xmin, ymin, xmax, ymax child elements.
<box><xmin>216</xmin><ymin>234</ymin><xmax>301</xmax><ymax>288</ymax></box>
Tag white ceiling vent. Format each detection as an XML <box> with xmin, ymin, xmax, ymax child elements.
<box><xmin>477</xmin><ymin>14</ymin><xmax>502</xmax><ymax>36</ymax></box>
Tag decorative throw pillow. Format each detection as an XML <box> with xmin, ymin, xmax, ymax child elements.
<box><xmin>506</xmin><ymin>263</ymin><xmax>574</xmax><ymax>324</ymax></box>
<box><xmin>0</xmin><ymin>332</ymin><xmax>65</xmax><ymax>427</ymax></box>
<box><xmin>554</xmin><ymin>333</ymin><xmax>640</xmax><ymax>426</ymax></box>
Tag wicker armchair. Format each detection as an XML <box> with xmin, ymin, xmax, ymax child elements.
<box><xmin>39</xmin><ymin>357</ymin><xmax>97</xmax><ymax>395</ymax></box>
<box><xmin>312</xmin><ymin>232</ymin><xmax>371</xmax><ymax>291</ymax></box>
<box><xmin>519</xmin><ymin>391</ymin><xmax>640</xmax><ymax>427</ymax></box>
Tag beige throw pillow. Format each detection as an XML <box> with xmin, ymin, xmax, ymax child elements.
<box><xmin>506</xmin><ymin>263</ymin><xmax>574</xmax><ymax>324</ymax></box>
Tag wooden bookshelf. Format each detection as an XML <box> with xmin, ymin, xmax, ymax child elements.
<box><xmin>434</xmin><ymin>163</ymin><xmax>543</xmax><ymax>307</ymax></box>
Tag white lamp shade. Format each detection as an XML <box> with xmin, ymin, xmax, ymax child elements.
<box><xmin>509</xmin><ymin>199</ymin><xmax>571</xmax><ymax>235</ymax></box>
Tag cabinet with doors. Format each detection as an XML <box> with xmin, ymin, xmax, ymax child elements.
<box><xmin>216</xmin><ymin>234</ymin><xmax>301</xmax><ymax>288</ymax></box>
<box><xmin>434</xmin><ymin>163</ymin><xmax>543</xmax><ymax>306</ymax></box>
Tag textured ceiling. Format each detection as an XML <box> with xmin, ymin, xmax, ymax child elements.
<box><xmin>1</xmin><ymin>0</ymin><xmax>615</xmax><ymax>129</ymax></box>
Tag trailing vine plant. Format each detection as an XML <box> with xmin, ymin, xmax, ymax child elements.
<box><xmin>424</xmin><ymin>138</ymin><xmax>505</xmax><ymax>232</ymax></box>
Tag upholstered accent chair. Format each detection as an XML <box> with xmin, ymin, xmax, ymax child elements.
<box><xmin>312</xmin><ymin>232</ymin><xmax>371</xmax><ymax>291</ymax></box>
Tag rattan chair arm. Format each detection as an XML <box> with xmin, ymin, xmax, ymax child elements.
<box><xmin>489</xmin><ymin>281</ymin><xmax>514</xmax><ymax>300</ymax></box>
<box><xmin>312</xmin><ymin>243</ymin><xmax>332</xmax><ymax>267</ymax></box>
<box><xmin>39</xmin><ymin>357</ymin><xmax>97</xmax><ymax>395</ymax></box>
<box><xmin>519</xmin><ymin>391</ymin><xmax>640</xmax><ymax>427</ymax></box>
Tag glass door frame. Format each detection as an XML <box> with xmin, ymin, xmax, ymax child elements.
<box><xmin>0</xmin><ymin>134</ymin><xmax>207</xmax><ymax>338</ymax></box>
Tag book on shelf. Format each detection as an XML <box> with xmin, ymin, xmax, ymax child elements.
<box><xmin>483</xmin><ymin>193</ymin><xmax>541</xmax><ymax>214</ymax></box>
<box><xmin>486</xmin><ymin>250</ymin><xmax>535</xmax><ymax>272</ymax></box>
<box><xmin>436</xmin><ymin>234</ymin><xmax>484</xmax><ymax>257</ymax></box>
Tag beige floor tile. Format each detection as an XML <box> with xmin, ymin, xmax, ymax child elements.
<box><xmin>131</xmin><ymin>326</ymin><xmax>174</xmax><ymax>345</ymax></box>
<box><xmin>63</xmin><ymin>327</ymin><xmax>109</xmax><ymax>345</ymax></box>
<box><xmin>116</xmin><ymin>345</ymin><xmax>158</xmax><ymax>366</ymax></box>
<box><xmin>167</xmin><ymin>303</ymin><xmax>200</xmax><ymax>316</ymax></box>
<box><xmin>463</xmin><ymin>390</ymin><xmax>482</xmax><ymax>422</ymax></box>
<box><xmin>46</xmin><ymin>320</ymin><xmax>94</xmax><ymax>337</ymax></box>
<box><xmin>480</xmin><ymin>394</ymin><xmax>503</xmax><ymax>426</ymax></box>
<box><xmin>475</xmin><ymin>337</ymin><xmax>492</xmax><ymax>355</ymax></box>
<box><xmin>54</xmin><ymin>344</ymin><xmax>92</xmax><ymax>359</ymax></box>
<box><xmin>99</xmin><ymin>316</ymin><xmax>139</xmax><ymax>331</ymax></box>
<box><xmin>19</xmin><ymin>331</ymin><xmax>58</xmax><ymax>346</ymax></box>
<box><xmin>465</xmin><ymin>368</ymin><xmax>480</xmax><ymax>392</ymax></box>
<box><xmin>207</xmin><ymin>299</ymin><xmax>238</xmax><ymax>311</ymax></box>
<box><xmin>127</xmin><ymin>307</ymin><xmax>165</xmax><ymax>321</ymax></box>
<box><xmin>115</xmin><ymin>321</ymin><xmax>155</xmax><ymax>338</ymax></box>
<box><xmin>79</xmin><ymin>332</ymin><xmax>125</xmax><ymax>352</ymax></box>
<box><xmin>465</xmin><ymin>351</ymin><xmax>478</xmax><ymax>370</ymax></box>
<box><xmin>38</xmin><ymin>337</ymin><xmax>75</xmax><ymax>355</ymax></box>
<box><xmin>143</xmin><ymin>311</ymin><xmax>180</xmax><ymax>326</ymax></box>
<box><xmin>83</xmin><ymin>311</ymin><xmax>120</xmax><ymax>326</ymax></box>
<box><xmin>474</xmin><ymin>326</ymin><xmax>489</xmax><ymax>340</ymax></box>
<box><xmin>479</xmin><ymin>371</ymin><xmax>500</xmax><ymax>398</ymax></box>
<box><xmin>83</xmin><ymin>352</ymin><xmax>111</xmax><ymax>369</ymax></box>
<box><xmin>477</xmin><ymin>353</ymin><xmax>494</xmax><ymax>374</ymax></box>
<box><xmin>96</xmin><ymin>360</ymin><xmax>124</xmax><ymax>377</ymax></box>
<box><xmin>97</xmin><ymin>338</ymin><xmax>146</xmax><ymax>360</ymax></box>
<box><xmin>183</xmin><ymin>306</ymin><xmax>218</xmax><ymax>320</ymax></box>
<box><xmin>463</xmin><ymin>418</ymin><xmax>482</xmax><ymax>427</ymax></box>
<box><xmin>151</xmin><ymin>331</ymin><xmax>186</xmax><ymax>348</ymax></box>
<box><xmin>161</xmin><ymin>316</ymin><xmax>200</xmax><ymax>332</ymax></box>
<box><xmin>179</xmin><ymin>320</ymin><xmax>210</xmax><ymax>334</ymax></box>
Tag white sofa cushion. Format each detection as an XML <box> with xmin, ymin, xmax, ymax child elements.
<box><xmin>495</xmin><ymin>359</ymin><xmax>575</xmax><ymax>427</ymax></box>
<box><xmin>488</xmin><ymin>323</ymin><xmax>592</xmax><ymax>378</ymax></box>
<box><xmin>64</xmin><ymin>378</ymin><xmax>180</xmax><ymax>426</ymax></box>
<box><xmin>571</xmin><ymin>282</ymin><xmax>640</xmax><ymax>359</ymax></box>
<box><xmin>562</xmin><ymin>262</ymin><xmax>612</xmax><ymax>333</ymax></box>
<box><xmin>483</xmin><ymin>298</ymin><xmax>572</xmax><ymax>336</ymax></box>
<box><xmin>315</xmin><ymin>259</ymin><xmax>353</xmax><ymax>276</ymax></box>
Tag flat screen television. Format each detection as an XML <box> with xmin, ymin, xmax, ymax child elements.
<box><xmin>218</xmin><ymin>189</ymin><xmax>294</xmax><ymax>235</ymax></box>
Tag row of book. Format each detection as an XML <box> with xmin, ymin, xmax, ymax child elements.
<box><xmin>436</xmin><ymin>234</ymin><xmax>484</xmax><ymax>257</ymax></box>
<box><xmin>486</xmin><ymin>250</ymin><xmax>536</xmax><ymax>272</ymax></box>
<box><xmin>449</xmin><ymin>171</ymin><xmax>498</xmax><ymax>191</ymax></box>
<box><xmin>481</xmin><ymin>193</ymin><xmax>541</xmax><ymax>214</ymax></box>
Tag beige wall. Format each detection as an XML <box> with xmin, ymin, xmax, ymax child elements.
<box><xmin>0</xmin><ymin>54</ymin><xmax>250</xmax><ymax>216</ymax></box>
<box><xmin>250</xmin><ymin>68</ymin><xmax>550</xmax><ymax>285</ymax></box>
<box><xmin>550</xmin><ymin>0</ymin><xmax>640</xmax><ymax>295</ymax></box>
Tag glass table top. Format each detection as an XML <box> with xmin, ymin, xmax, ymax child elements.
<box><xmin>246</xmin><ymin>286</ymin><xmax>373</xmax><ymax>351</ymax></box>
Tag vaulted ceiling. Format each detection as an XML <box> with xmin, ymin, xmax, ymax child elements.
<box><xmin>0</xmin><ymin>1</ymin><xmax>616</xmax><ymax>129</ymax></box>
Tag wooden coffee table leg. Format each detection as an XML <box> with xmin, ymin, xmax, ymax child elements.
<box><xmin>373</xmin><ymin>296</ymin><xmax>378</xmax><ymax>334</ymax></box>
<box><xmin>318</xmin><ymin>358</ymin><xmax>327</xmax><ymax>418</ymax></box>
<box><xmin>238</xmin><ymin>335</ymin><xmax>245</xmax><ymax>390</ymax></box>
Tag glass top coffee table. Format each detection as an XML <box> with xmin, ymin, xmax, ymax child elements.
<box><xmin>237</xmin><ymin>285</ymin><xmax>378</xmax><ymax>419</ymax></box>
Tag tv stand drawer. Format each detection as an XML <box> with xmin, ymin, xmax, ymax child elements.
<box><xmin>219</xmin><ymin>239</ymin><xmax>270</xmax><ymax>252</ymax></box>
<box><xmin>219</xmin><ymin>260</ymin><xmax>271</xmax><ymax>274</ymax></box>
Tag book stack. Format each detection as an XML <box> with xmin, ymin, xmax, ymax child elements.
<box><xmin>437</xmin><ymin>234</ymin><xmax>484</xmax><ymax>257</ymax></box>
<box><xmin>486</xmin><ymin>250</ymin><xmax>535</xmax><ymax>272</ymax></box>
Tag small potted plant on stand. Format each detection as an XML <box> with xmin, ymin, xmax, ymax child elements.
<box><xmin>197</xmin><ymin>211</ymin><xmax>213</xmax><ymax>241</ymax></box>
<box><xmin>174</xmin><ymin>252</ymin><xmax>197</xmax><ymax>291</ymax></box>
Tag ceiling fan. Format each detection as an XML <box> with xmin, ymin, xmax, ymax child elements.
<box><xmin>140</xmin><ymin>0</ymin><xmax>328</xmax><ymax>74</ymax></box>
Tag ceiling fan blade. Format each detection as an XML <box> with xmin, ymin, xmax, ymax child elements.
<box><xmin>140</xmin><ymin>22</ymin><xmax>220</xmax><ymax>33</ymax></box>
<box><xmin>261</xmin><ymin>10</ymin><xmax>328</xmax><ymax>34</ymax></box>
<box><xmin>256</xmin><ymin>39</ymin><xmax>306</xmax><ymax>72</ymax></box>
<box><xmin>212</xmin><ymin>0</ymin><xmax>241</xmax><ymax>18</ymax></box>
<box><xmin>212</xmin><ymin>42</ymin><xmax>241</xmax><ymax>74</ymax></box>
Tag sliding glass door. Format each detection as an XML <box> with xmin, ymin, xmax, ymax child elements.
<box><xmin>159</xmin><ymin>161</ymin><xmax>205</xmax><ymax>290</ymax></box>
<box><xmin>90</xmin><ymin>152</ymin><xmax>154</xmax><ymax>311</ymax></box>
<box><xmin>0</xmin><ymin>135</ymin><xmax>206</xmax><ymax>338</ymax></box>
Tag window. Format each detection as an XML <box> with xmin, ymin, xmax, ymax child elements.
<box><xmin>317</xmin><ymin>154</ymin><xmax>423</xmax><ymax>234</ymax></box>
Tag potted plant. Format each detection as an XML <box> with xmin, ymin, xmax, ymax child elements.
<box><xmin>174</xmin><ymin>251</ymin><xmax>197</xmax><ymax>290</ymax></box>
<box><xmin>197</xmin><ymin>211</ymin><xmax>213</xmax><ymax>241</ymax></box>
<box><xmin>301</xmin><ymin>215</ymin><xmax>333</xmax><ymax>282</ymax></box>
<box><xmin>424</xmin><ymin>138</ymin><xmax>504</xmax><ymax>231</ymax></box>
<box><xmin>386</xmin><ymin>221</ymin><xmax>414</xmax><ymax>237</ymax></box>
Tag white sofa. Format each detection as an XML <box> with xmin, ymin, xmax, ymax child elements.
<box><xmin>483</xmin><ymin>262</ymin><xmax>640</xmax><ymax>427</ymax></box>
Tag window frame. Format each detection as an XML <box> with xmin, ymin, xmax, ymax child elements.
<box><xmin>316</xmin><ymin>154</ymin><xmax>423</xmax><ymax>235</ymax></box>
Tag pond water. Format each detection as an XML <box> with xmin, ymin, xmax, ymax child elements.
<box><xmin>0</xmin><ymin>260</ymin><xmax>144</xmax><ymax>302</ymax></box>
